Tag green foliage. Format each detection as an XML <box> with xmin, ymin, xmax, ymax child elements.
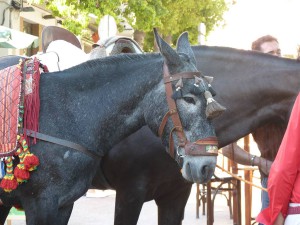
<box><xmin>143</xmin><ymin>30</ymin><xmax>155</xmax><ymax>52</ymax></box>
<box><xmin>32</xmin><ymin>0</ymin><xmax>229</xmax><ymax>47</ymax></box>
<box><xmin>123</xmin><ymin>0</ymin><xmax>167</xmax><ymax>31</ymax></box>
<box><xmin>32</xmin><ymin>0</ymin><xmax>123</xmax><ymax>35</ymax></box>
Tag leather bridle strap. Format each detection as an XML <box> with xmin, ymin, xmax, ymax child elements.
<box><xmin>23</xmin><ymin>129</ymin><xmax>102</xmax><ymax>159</ymax></box>
<box><xmin>158</xmin><ymin>63</ymin><xmax>199</xmax><ymax>156</ymax></box>
<box><xmin>163</xmin><ymin>71</ymin><xmax>201</xmax><ymax>83</ymax></box>
<box><xmin>158</xmin><ymin>110</ymin><xmax>176</xmax><ymax>137</ymax></box>
<box><xmin>158</xmin><ymin>63</ymin><xmax>219</xmax><ymax>158</ymax></box>
<box><xmin>160</xmin><ymin>63</ymin><xmax>192</xmax><ymax>147</ymax></box>
<box><xmin>168</xmin><ymin>126</ymin><xmax>182</xmax><ymax>158</ymax></box>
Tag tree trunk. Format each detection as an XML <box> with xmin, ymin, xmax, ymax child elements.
<box><xmin>133</xmin><ymin>30</ymin><xmax>145</xmax><ymax>50</ymax></box>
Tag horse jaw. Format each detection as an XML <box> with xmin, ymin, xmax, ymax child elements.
<box><xmin>181</xmin><ymin>156</ymin><xmax>217</xmax><ymax>183</ymax></box>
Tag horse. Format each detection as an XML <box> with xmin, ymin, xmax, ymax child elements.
<box><xmin>2</xmin><ymin>44</ymin><xmax>299</xmax><ymax>225</ymax></box>
<box><xmin>0</xmin><ymin>30</ymin><xmax>224</xmax><ymax>225</ymax></box>
<box><xmin>91</xmin><ymin>45</ymin><xmax>300</xmax><ymax>225</ymax></box>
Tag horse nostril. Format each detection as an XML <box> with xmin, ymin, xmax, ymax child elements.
<box><xmin>201</xmin><ymin>165</ymin><xmax>208</xmax><ymax>176</ymax></box>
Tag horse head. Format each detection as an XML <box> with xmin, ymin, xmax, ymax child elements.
<box><xmin>144</xmin><ymin>29</ymin><xmax>226</xmax><ymax>183</ymax></box>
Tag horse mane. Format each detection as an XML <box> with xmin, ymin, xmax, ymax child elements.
<box><xmin>69</xmin><ymin>53</ymin><xmax>159</xmax><ymax>73</ymax></box>
<box><xmin>51</xmin><ymin>53</ymin><xmax>161</xmax><ymax>85</ymax></box>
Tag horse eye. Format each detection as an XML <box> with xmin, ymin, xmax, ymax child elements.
<box><xmin>183</xmin><ymin>96</ymin><xmax>196</xmax><ymax>105</ymax></box>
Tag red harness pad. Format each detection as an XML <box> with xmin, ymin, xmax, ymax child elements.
<box><xmin>0</xmin><ymin>58</ymin><xmax>41</xmax><ymax>192</ymax></box>
<box><xmin>0</xmin><ymin>57</ymin><xmax>41</xmax><ymax>157</ymax></box>
<box><xmin>0</xmin><ymin>63</ymin><xmax>22</xmax><ymax>156</ymax></box>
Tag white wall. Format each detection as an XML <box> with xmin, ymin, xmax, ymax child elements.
<box><xmin>207</xmin><ymin>0</ymin><xmax>300</xmax><ymax>57</ymax></box>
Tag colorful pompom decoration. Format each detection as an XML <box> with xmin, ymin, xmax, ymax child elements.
<box><xmin>0</xmin><ymin>135</ymin><xmax>40</xmax><ymax>191</ymax></box>
<box><xmin>0</xmin><ymin>157</ymin><xmax>18</xmax><ymax>192</ymax></box>
<box><xmin>23</xmin><ymin>153</ymin><xmax>39</xmax><ymax>171</ymax></box>
<box><xmin>14</xmin><ymin>164</ymin><xmax>30</xmax><ymax>183</ymax></box>
<box><xmin>14</xmin><ymin>135</ymin><xmax>39</xmax><ymax>184</ymax></box>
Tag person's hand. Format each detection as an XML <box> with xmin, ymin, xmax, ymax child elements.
<box><xmin>258</xmin><ymin>157</ymin><xmax>273</xmax><ymax>176</ymax></box>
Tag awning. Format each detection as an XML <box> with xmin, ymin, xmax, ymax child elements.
<box><xmin>0</xmin><ymin>26</ymin><xmax>39</xmax><ymax>49</ymax></box>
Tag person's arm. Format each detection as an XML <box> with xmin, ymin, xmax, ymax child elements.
<box><xmin>222</xmin><ymin>142</ymin><xmax>272</xmax><ymax>175</ymax></box>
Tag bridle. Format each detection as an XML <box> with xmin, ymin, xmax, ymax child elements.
<box><xmin>158</xmin><ymin>63</ymin><xmax>219</xmax><ymax>163</ymax></box>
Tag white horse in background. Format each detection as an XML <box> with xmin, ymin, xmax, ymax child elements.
<box><xmin>36</xmin><ymin>35</ymin><xmax>143</xmax><ymax>72</ymax></box>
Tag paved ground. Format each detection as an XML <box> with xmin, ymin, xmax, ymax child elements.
<box><xmin>69</xmin><ymin>186</ymin><xmax>235</xmax><ymax>225</ymax></box>
<box><xmin>5</xmin><ymin>182</ymin><xmax>261</xmax><ymax>225</ymax></box>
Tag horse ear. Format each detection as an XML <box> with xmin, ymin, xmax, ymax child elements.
<box><xmin>153</xmin><ymin>28</ymin><xmax>182</xmax><ymax>67</ymax></box>
<box><xmin>176</xmin><ymin>32</ymin><xmax>197</xmax><ymax>66</ymax></box>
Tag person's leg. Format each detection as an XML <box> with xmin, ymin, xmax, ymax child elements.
<box><xmin>259</xmin><ymin>177</ymin><xmax>269</xmax><ymax>225</ymax></box>
<box><xmin>261</xmin><ymin>177</ymin><xmax>270</xmax><ymax>210</ymax></box>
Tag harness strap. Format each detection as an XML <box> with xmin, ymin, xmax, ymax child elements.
<box><xmin>163</xmin><ymin>63</ymin><xmax>187</xmax><ymax>147</ymax></box>
<box><xmin>215</xmin><ymin>164</ymin><xmax>267</xmax><ymax>192</ymax></box>
<box><xmin>163</xmin><ymin>71</ymin><xmax>201</xmax><ymax>83</ymax></box>
<box><xmin>158</xmin><ymin>110</ymin><xmax>176</xmax><ymax>137</ymax></box>
<box><xmin>24</xmin><ymin>129</ymin><xmax>101</xmax><ymax>159</ymax></box>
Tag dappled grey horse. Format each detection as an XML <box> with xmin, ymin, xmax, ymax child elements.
<box><xmin>0</xmin><ymin>30</ymin><xmax>225</xmax><ymax>224</ymax></box>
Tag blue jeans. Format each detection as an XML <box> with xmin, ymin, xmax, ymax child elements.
<box><xmin>259</xmin><ymin>177</ymin><xmax>269</xmax><ymax>225</ymax></box>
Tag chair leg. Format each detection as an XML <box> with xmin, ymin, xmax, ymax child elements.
<box><xmin>228</xmin><ymin>183</ymin><xmax>233</xmax><ymax>219</ymax></box>
<box><xmin>196</xmin><ymin>183</ymin><xmax>200</xmax><ymax>219</ymax></box>
<box><xmin>202</xmin><ymin>190</ymin><xmax>206</xmax><ymax>216</ymax></box>
<box><xmin>196</xmin><ymin>183</ymin><xmax>207</xmax><ymax>218</ymax></box>
<box><xmin>200</xmin><ymin>184</ymin><xmax>206</xmax><ymax>216</ymax></box>
<box><xmin>207</xmin><ymin>181</ymin><xmax>213</xmax><ymax>225</ymax></box>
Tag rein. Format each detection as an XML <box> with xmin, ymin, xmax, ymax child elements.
<box><xmin>216</xmin><ymin>164</ymin><xmax>267</xmax><ymax>192</ymax></box>
<box><xmin>158</xmin><ymin>63</ymin><xmax>218</xmax><ymax>160</ymax></box>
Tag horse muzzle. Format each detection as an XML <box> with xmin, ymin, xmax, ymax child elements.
<box><xmin>176</xmin><ymin>137</ymin><xmax>218</xmax><ymax>180</ymax></box>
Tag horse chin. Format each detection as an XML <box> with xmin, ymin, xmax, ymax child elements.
<box><xmin>181</xmin><ymin>156</ymin><xmax>216</xmax><ymax>183</ymax></box>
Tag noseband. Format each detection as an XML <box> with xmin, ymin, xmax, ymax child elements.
<box><xmin>158</xmin><ymin>63</ymin><xmax>218</xmax><ymax>160</ymax></box>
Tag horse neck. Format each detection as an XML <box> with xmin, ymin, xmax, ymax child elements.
<box><xmin>193</xmin><ymin>46</ymin><xmax>300</xmax><ymax>146</ymax></box>
<box><xmin>39</xmin><ymin>54</ymin><xmax>164</xmax><ymax>155</ymax></box>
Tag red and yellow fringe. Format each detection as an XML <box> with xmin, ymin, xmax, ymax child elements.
<box><xmin>0</xmin><ymin>135</ymin><xmax>39</xmax><ymax>192</ymax></box>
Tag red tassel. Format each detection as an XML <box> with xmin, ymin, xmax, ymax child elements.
<box><xmin>0</xmin><ymin>174</ymin><xmax>18</xmax><ymax>192</ymax></box>
<box><xmin>23</xmin><ymin>153</ymin><xmax>39</xmax><ymax>171</ymax></box>
<box><xmin>14</xmin><ymin>164</ymin><xmax>30</xmax><ymax>183</ymax></box>
<box><xmin>23</xmin><ymin>58</ymin><xmax>41</xmax><ymax>145</ymax></box>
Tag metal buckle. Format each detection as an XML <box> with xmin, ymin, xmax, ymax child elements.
<box><xmin>176</xmin><ymin>146</ymin><xmax>185</xmax><ymax>167</ymax></box>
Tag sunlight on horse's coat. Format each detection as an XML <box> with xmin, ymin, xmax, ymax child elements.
<box><xmin>63</xmin><ymin>151</ymin><xmax>70</xmax><ymax>159</ymax></box>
